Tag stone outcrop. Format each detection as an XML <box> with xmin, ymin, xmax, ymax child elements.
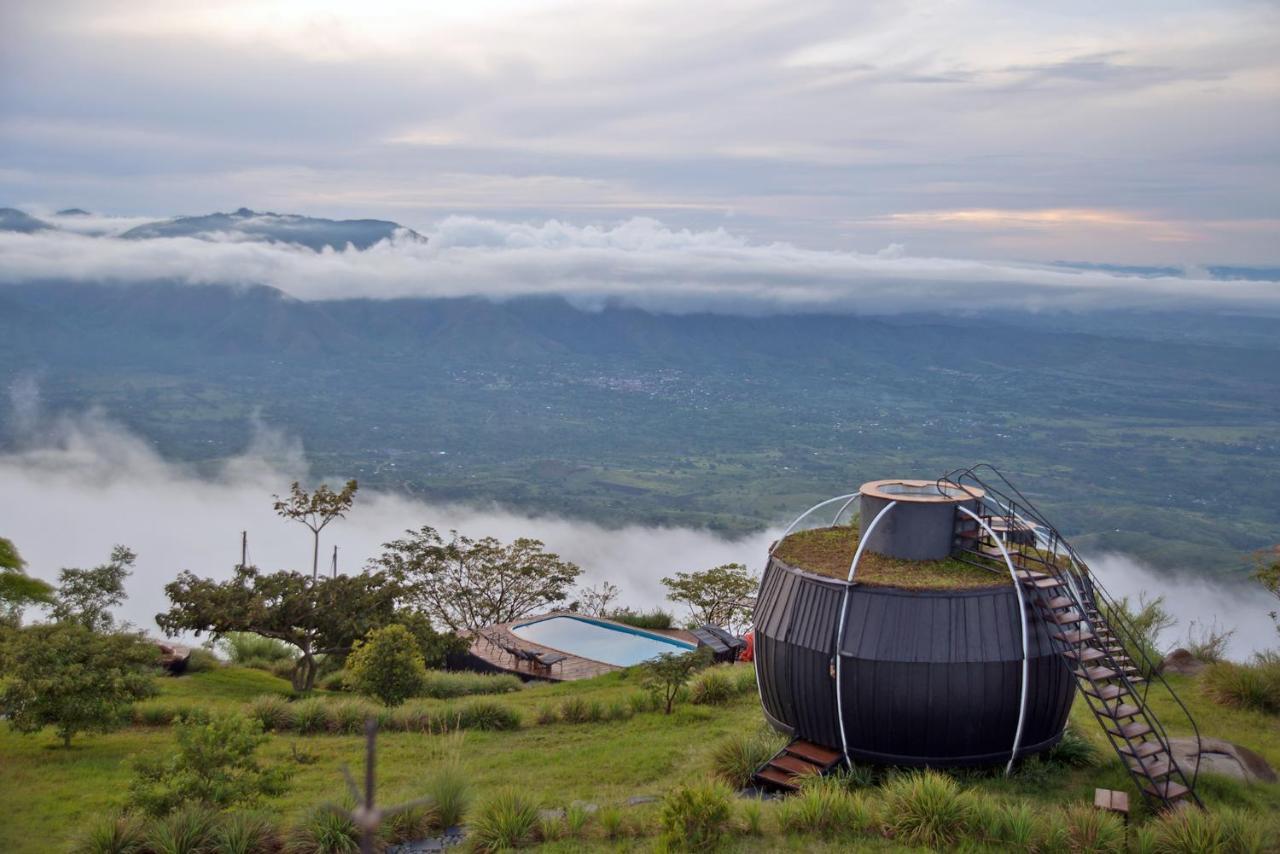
<box><xmin>1167</xmin><ymin>737</ymin><xmax>1277</xmax><ymax>785</ymax></box>
<box><xmin>1159</xmin><ymin>648</ymin><xmax>1206</xmax><ymax>676</ymax></box>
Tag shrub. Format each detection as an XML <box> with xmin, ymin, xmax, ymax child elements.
<box><xmin>345</xmin><ymin>624</ymin><xmax>428</xmax><ymax>707</ymax></box>
<box><xmin>470</xmin><ymin>788</ymin><xmax>540</xmax><ymax>852</ymax></box>
<box><xmin>880</xmin><ymin>770</ymin><xmax>974</xmax><ymax>849</ymax></box>
<box><xmin>145</xmin><ymin>805</ymin><xmax>219</xmax><ymax>854</ymax></box>
<box><xmin>425</xmin><ymin>762</ymin><xmax>470</xmax><ymax>828</ymax></box>
<box><xmin>184</xmin><ymin>648</ymin><xmax>220</xmax><ymax>673</ymax></box>
<box><xmin>1046</xmin><ymin>726</ymin><xmax>1101</xmax><ymax>768</ymax></box>
<box><xmin>1202</xmin><ymin>657</ymin><xmax>1280</xmax><ymax>715</ymax></box>
<box><xmin>1061</xmin><ymin>803</ymin><xmax>1125</xmax><ymax>853</ymax></box>
<box><xmin>642</xmin><ymin>648</ymin><xmax>713</xmax><ymax>715</ymax></box>
<box><xmin>292</xmin><ymin>698</ymin><xmax>331</xmax><ymax>734</ymax></box>
<box><xmin>128</xmin><ymin>712</ymin><xmax>291</xmax><ymax>816</ymax></box>
<box><xmin>221</xmin><ymin>632</ymin><xmax>295</xmax><ymax>664</ymax></box>
<box><xmin>419</xmin><ymin>671</ymin><xmax>521</xmax><ymax>699</ymax></box>
<box><xmin>710</xmin><ymin>728</ymin><xmax>784</xmax><ymax>788</ymax></box>
<box><xmin>1104</xmin><ymin>594</ymin><xmax>1175</xmax><ymax>676</ymax></box>
<box><xmin>1184</xmin><ymin>619</ymin><xmax>1235</xmax><ymax>664</ymax></box>
<box><xmin>247</xmin><ymin>695</ymin><xmax>296</xmax><ymax>732</ymax></box>
<box><xmin>609</xmin><ymin>608</ymin><xmax>675</xmax><ymax>630</ymax></box>
<box><xmin>212</xmin><ymin>811</ymin><xmax>283</xmax><ymax>854</ymax></box>
<box><xmin>657</xmin><ymin>779</ymin><xmax>734</xmax><ymax>852</ymax></box>
<box><xmin>285</xmin><ymin>805</ymin><xmax>360</xmax><ymax>853</ymax></box>
<box><xmin>454</xmin><ymin>699</ymin><xmax>521</xmax><ymax>731</ymax></box>
<box><xmin>689</xmin><ymin>667</ymin><xmax>736</xmax><ymax>705</ymax></box>
<box><xmin>71</xmin><ymin>812</ymin><xmax>148</xmax><ymax>854</ymax></box>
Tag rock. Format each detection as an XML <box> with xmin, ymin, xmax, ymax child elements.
<box><xmin>154</xmin><ymin>640</ymin><xmax>192</xmax><ymax>674</ymax></box>
<box><xmin>1166</xmin><ymin>737</ymin><xmax>1277</xmax><ymax>785</ymax></box>
<box><xmin>626</xmin><ymin>795</ymin><xmax>658</xmax><ymax>806</ymax></box>
<box><xmin>1159</xmin><ymin>648</ymin><xmax>1206</xmax><ymax>676</ymax></box>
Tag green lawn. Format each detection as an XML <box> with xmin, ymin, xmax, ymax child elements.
<box><xmin>2</xmin><ymin>665</ymin><xmax>1277</xmax><ymax>852</ymax></box>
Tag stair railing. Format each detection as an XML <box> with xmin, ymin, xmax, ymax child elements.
<box><xmin>944</xmin><ymin>464</ymin><xmax>1203</xmax><ymax>800</ymax></box>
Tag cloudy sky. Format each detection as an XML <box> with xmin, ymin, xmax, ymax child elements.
<box><xmin>3</xmin><ymin>0</ymin><xmax>1277</xmax><ymax>265</ymax></box>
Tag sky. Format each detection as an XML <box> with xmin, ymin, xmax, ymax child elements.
<box><xmin>2</xmin><ymin>0</ymin><xmax>1278</xmax><ymax>265</ymax></box>
<box><xmin>2</xmin><ymin>390</ymin><xmax>1274</xmax><ymax>657</ymax></box>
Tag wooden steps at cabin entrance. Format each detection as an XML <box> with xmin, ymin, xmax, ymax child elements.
<box><xmin>949</xmin><ymin>494</ymin><xmax>1202</xmax><ymax>814</ymax></box>
<box><xmin>752</xmin><ymin>739</ymin><xmax>843</xmax><ymax>791</ymax></box>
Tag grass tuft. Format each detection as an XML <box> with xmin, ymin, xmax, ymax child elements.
<box><xmin>469</xmin><ymin>788</ymin><xmax>540</xmax><ymax>852</ymax></box>
<box><xmin>709</xmin><ymin>727</ymin><xmax>785</xmax><ymax>788</ymax></box>
<box><xmin>657</xmin><ymin>779</ymin><xmax>734</xmax><ymax>852</ymax></box>
<box><xmin>71</xmin><ymin>812</ymin><xmax>148</xmax><ymax>854</ymax></box>
<box><xmin>1202</xmin><ymin>657</ymin><xmax>1280</xmax><ymax>715</ymax></box>
<box><xmin>880</xmin><ymin>769</ymin><xmax>974</xmax><ymax>848</ymax></box>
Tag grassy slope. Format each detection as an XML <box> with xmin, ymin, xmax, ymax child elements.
<box><xmin>2</xmin><ymin>666</ymin><xmax>1277</xmax><ymax>853</ymax></box>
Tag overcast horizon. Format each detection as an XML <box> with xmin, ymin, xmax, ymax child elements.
<box><xmin>3</xmin><ymin>0</ymin><xmax>1278</xmax><ymax>268</ymax></box>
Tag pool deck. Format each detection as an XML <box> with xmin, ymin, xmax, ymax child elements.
<box><xmin>464</xmin><ymin>610</ymin><xmax>697</xmax><ymax>682</ymax></box>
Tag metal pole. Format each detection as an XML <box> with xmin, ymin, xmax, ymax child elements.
<box><xmin>834</xmin><ymin>500</ymin><xmax>898</xmax><ymax>768</ymax></box>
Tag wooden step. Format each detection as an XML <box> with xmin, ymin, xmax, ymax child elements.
<box><xmin>1143</xmin><ymin>780</ymin><xmax>1190</xmax><ymax>802</ymax></box>
<box><xmin>1047</xmin><ymin>610</ymin><xmax>1084</xmax><ymax>625</ymax></box>
<box><xmin>1017</xmin><ymin>569</ymin><xmax>1050</xmax><ymax>581</ymax></box>
<box><xmin>1082</xmin><ymin>683</ymin><xmax>1128</xmax><ymax>701</ymax></box>
<box><xmin>1130</xmin><ymin>758</ymin><xmax>1174</xmax><ymax>779</ymax></box>
<box><xmin>1063</xmin><ymin>647</ymin><xmax>1106</xmax><ymax>663</ymax></box>
<box><xmin>1075</xmin><ymin>665</ymin><xmax>1119</xmax><ymax>681</ymax></box>
<box><xmin>785</xmin><ymin>740</ymin><xmax>842</xmax><ymax>767</ymax></box>
<box><xmin>1022</xmin><ymin>576</ymin><xmax>1064</xmax><ymax>590</ymax></box>
<box><xmin>769</xmin><ymin>754</ymin><xmax>821</xmax><ymax>776</ymax></box>
<box><xmin>1107</xmin><ymin>721</ymin><xmax>1153</xmax><ymax>740</ymax></box>
<box><xmin>1118</xmin><ymin>741</ymin><xmax>1164</xmax><ymax>759</ymax></box>
<box><xmin>1053</xmin><ymin>629</ymin><xmax>1095</xmax><ymax>645</ymax></box>
<box><xmin>754</xmin><ymin>767</ymin><xmax>799</xmax><ymax>790</ymax></box>
<box><xmin>1098</xmin><ymin>703</ymin><xmax>1141</xmax><ymax>720</ymax></box>
<box><xmin>1043</xmin><ymin>596</ymin><xmax>1074</xmax><ymax>610</ymax></box>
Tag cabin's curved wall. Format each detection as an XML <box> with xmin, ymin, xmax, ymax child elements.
<box><xmin>753</xmin><ymin>556</ymin><xmax>1074</xmax><ymax>766</ymax></box>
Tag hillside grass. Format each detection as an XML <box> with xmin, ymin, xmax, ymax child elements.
<box><xmin>2</xmin><ymin>665</ymin><xmax>1278</xmax><ymax>852</ymax></box>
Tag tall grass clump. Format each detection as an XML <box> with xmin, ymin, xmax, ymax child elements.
<box><xmin>247</xmin><ymin>695</ymin><xmax>297</xmax><ymax>732</ymax></box>
<box><xmin>325</xmin><ymin>698</ymin><xmax>381</xmax><ymax>734</ymax></box>
<box><xmin>183</xmin><ymin>648</ymin><xmax>221</xmax><ymax>673</ymax></box>
<box><xmin>454</xmin><ymin>699</ymin><xmax>521</xmax><ymax>730</ymax></box>
<box><xmin>211</xmin><ymin>812</ymin><xmax>283</xmax><ymax>854</ymax></box>
<box><xmin>1184</xmin><ymin>619</ymin><xmax>1235</xmax><ymax>664</ymax></box>
<box><xmin>657</xmin><ymin>779</ymin><xmax>734</xmax><ymax>852</ymax></box>
<box><xmin>291</xmin><ymin>698</ymin><xmax>331</xmax><ymax>734</ymax></box>
<box><xmin>880</xmin><ymin>769</ymin><xmax>975</xmax><ymax>849</ymax></box>
<box><xmin>709</xmin><ymin>728</ymin><xmax>785</xmax><ymax>788</ymax></box>
<box><xmin>1046</xmin><ymin>725</ymin><xmax>1101</xmax><ymax>768</ymax></box>
<box><xmin>609</xmin><ymin>608</ymin><xmax>674</xmax><ymax>630</ymax></box>
<box><xmin>1202</xmin><ymin>655</ymin><xmax>1280</xmax><ymax>715</ymax></box>
<box><xmin>222</xmin><ymin>632</ymin><xmax>295</xmax><ymax>665</ymax></box>
<box><xmin>285</xmin><ymin>804</ymin><xmax>360</xmax><ymax>853</ymax></box>
<box><xmin>381</xmin><ymin>802</ymin><xmax>439</xmax><ymax>846</ymax></box>
<box><xmin>990</xmin><ymin>801</ymin><xmax>1039</xmax><ymax>848</ymax></box>
<box><xmin>1146</xmin><ymin>805</ymin><xmax>1273</xmax><ymax>854</ymax></box>
<box><xmin>1060</xmin><ymin>803</ymin><xmax>1125</xmax><ymax>853</ymax></box>
<box><xmin>777</xmin><ymin>778</ymin><xmax>873</xmax><ymax>838</ymax></box>
<box><xmin>688</xmin><ymin>667</ymin><xmax>736</xmax><ymax>705</ymax></box>
<box><xmin>71</xmin><ymin>812</ymin><xmax>147</xmax><ymax>854</ymax></box>
<box><xmin>470</xmin><ymin>788</ymin><xmax>541</xmax><ymax>852</ymax></box>
<box><xmin>145</xmin><ymin>805</ymin><xmax>219</xmax><ymax>854</ymax></box>
<box><xmin>419</xmin><ymin>671</ymin><xmax>521</xmax><ymax>699</ymax></box>
<box><xmin>425</xmin><ymin>762</ymin><xmax>471</xmax><ymax>829</ymax></box>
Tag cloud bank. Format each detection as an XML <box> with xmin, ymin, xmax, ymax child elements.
<box><xmin>1</xmin><ymin>396</ymin><xmax>1272</xmax><ymax>657</ymax></box>
<box><xmin>2</xmin><ymin>217</ymin><xmax>1278</xmax><ymax>316</ymax></box>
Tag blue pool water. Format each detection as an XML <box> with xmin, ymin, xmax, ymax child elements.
<box><xmin>510</xmin><ymin>615</ymin><xmax>695</xmax><ymax>667</ymax></box>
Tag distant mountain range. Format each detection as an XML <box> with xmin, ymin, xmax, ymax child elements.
<box><xmin>0</xmin><ymin>206</ymin><xmax>425</xmax><ymax>251</ymax></box>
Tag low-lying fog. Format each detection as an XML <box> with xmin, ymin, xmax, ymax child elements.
<box><xmin>1</xmin><ymin>399</ymin><xmax>1274</xmax><ymax>658</ymax></box>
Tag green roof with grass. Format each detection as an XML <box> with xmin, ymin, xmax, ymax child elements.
<box><xmin>772</xmin><ymin>524</ymin><xmax>1012</xmax><ymax>591</ymax></box>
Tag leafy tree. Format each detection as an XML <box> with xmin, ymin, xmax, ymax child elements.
<box><xmin>576</xmin><ymin>580</ymin><xmax>620</xmax><ymax>617</ymax></box>
<box><xmin>641</xmin><ymin>648</ymin><xmax>712</xmax><ymax>714</ymax></box>
<box><xmin>395</xmin><ymin>610</ymin><xmax>471</xmax><ymax>669</ymax></box>
<box><xmin>661</xmin><ymin>563</ymin><xmax>759</xmax><ymax>634</ymax></box>
<box><xmin>0</xmin><ymin>621</ymin><xmax>156</xmax><ymax>747</ymax></box>
<box><xmin>346</xmin><ymin>624</ymin><xmax>428</xmax><ymax>706</ymax></box>
<box><xmin>157</xmin><ymin>566</ymin><xmax>397</xmax><ymax>691</ymax></box>
<box><xmin>128</xmin><ymin>712</ymin><xmax>291</xmax><ymax>816</ymax></box>
<box><xmin>375</xmin><ymin>526</ymin><xmax>582</xmax><ymax>632</ymax></box>
<box><xmin>1254</xmin><ymin>544</ymin><xmax>1280</xmax><ymax>635</ymax></box>
<box><xmin>51</xmin><ymin>545</ymin><xmax>135</xmax><ymax>631</ymax></box>
<box><xmin>0</xmin><ymin>536</ymin><xmax>53</xmax><ymax>628</ymax></box>
<box><xmin>273</xmin><ymin>479</ymin><xmax>359</xmax><ymax>579</ymax></box>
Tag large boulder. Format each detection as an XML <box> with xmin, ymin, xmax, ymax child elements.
<box><xmin>1159</xmin><ymin>648</ymin><xmax>1206</xmax><ymax>676</ymax></box>
<box><xmin>155</xmin><ymin>640</ymin><xmax>192</xmax><ymax>674</ymax></box>
<box><xmin>1166</xmin><ymin>737</ymin><xmax>1277</xmax><ymax>785</ymax></box>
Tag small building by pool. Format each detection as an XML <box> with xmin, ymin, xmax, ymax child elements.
<box><xmin>465</xmin><ymin>610</ymin><xmax>699</xmax><ymax>681</ymax></box>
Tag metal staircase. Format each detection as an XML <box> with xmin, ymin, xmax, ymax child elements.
<box><xmin>944</xmin><ymin>464</ymin><xmax>1203</xmax><ymax>812</ymax></box>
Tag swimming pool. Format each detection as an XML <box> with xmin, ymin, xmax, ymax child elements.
<box><xmin>510</xmin><ymin>615</ymin><xmax>696</xmax><ymax>667</ymax></box>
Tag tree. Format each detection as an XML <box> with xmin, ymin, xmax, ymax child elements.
<box><xmin>346</xmin><ymin>624</ymin><xmax>428</xmax><ymax>706</ymax></box>
<box><xmin>50</xmin><ymin>545</ymin><xmax>135</xmax><ymax>632</ymax></box>
<box><xmin>375</xmin><ymin>526</ymin><xmax>582</xmax><ymax>632</ymax></box>
<box><xmin>641</xmin><ymin>648</ymin><xmax>712</xmax><ymax>714</ymax></box>
<box><xmin>661</xmin><ymin>563</ymin><xmax>759</xmax><ymax>634</ymax></box>
<box><xmin>128</xmin><ymin>712</ymin><xmax>291</xmax><ymax>816</ymax></box>
<box><xmin>0</xmin><ymin>536</ymin><xmax>54</xmax><ymax>628</ymax></box>
<box><xmin>157</xmin><ymin>565</ymin><xmax>397</xmax><ymax>691</ymax></box>
<box><xmin>1253</xmin><ymin>544</ymin><xmax>1280</xmax><ymax>635</ymax></box>
<box><xmin>395</xmin><ymin>609</ymin><xmax>471</xmax><ymax>669</ymax></box>
<box><xmin>576</xmin><ymin>580</ymin><xmax>620</xmax><ymax>617</ymax></box>
<box><xmin>273</xmin><ymin>479</ymin><xmax>358</xmax><ymax>579</ymax></box>
<box><xmin>0</xmin><ymin>621</ymin><xmax>156</xmax><ymax>747</ymax></box>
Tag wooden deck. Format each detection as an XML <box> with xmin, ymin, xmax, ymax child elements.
<box><xmin>465</xmin><ymin>611</ymin><xmax>697</xmax><ymax>682</ymax></box>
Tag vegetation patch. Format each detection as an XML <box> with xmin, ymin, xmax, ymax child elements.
<box><xmin>773</xmin><ymin>525</ymin><xmax>1010</xmax><ymax>590</ymax></box>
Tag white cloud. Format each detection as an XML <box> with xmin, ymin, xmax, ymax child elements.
<box><xmin>2</xmin><ymin>218</ymin><xmax>1277</xmax><ymax>316</ymax></box>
